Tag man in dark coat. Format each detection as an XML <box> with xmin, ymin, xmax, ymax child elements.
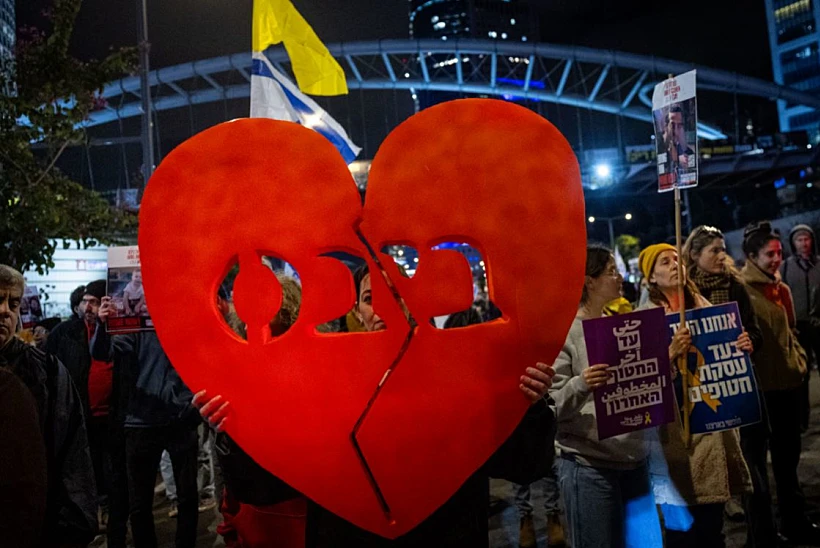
<box><xmin>47</xmin><ymin>280</ymin><xmax>128</xmax><ymax>545</ymax></box>
<box><xmin>780</xmin><ymin>224</ymin><xmax>820</xmax><ymax>431</ymax></box>
<box><xmin>0</xmin><ymin>264</ymin><xmax>97</xmax><ymax>547</ymax></box>
<box><xmin>92</xmin><ymin>295</ymin><xmax>200</xmax><ymax>548</ymax></box>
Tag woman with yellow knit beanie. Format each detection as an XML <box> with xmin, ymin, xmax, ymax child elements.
<box><xmin>637</xmin><ymin>243</ymin><xmax>752</xmax><ymax>548</ymax></box>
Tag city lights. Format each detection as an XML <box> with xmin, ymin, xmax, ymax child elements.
<box><xmin>594</xmin><ymin>164</ymin><xmax>611</xmax><ymax>178</ymax></box>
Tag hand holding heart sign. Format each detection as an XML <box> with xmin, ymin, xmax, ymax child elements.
<box><xmin>138</xmin><ymin>98</ymin><xmax>585</xmax><ymax>538</ymax></box>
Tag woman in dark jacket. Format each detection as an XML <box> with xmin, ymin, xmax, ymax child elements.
<box><xmin>682</xmin><ymin>225</ymin><xmax>771</xmax><ymax>547</ymax></box>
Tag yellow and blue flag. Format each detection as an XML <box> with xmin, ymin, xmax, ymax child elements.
<box><xmin>252</xmin><ymin>0</ymin><xmax>347</xmax><ymax>96</ymax></box>
<box><xmin>251</xmin><ymin>0</ymin><xmax>359</xmax><ymax>163</ymax></box>
<box><xmin>251</xmin><ymin>54</ymin><xmax>361</xmax><ymax>163</ymax></box>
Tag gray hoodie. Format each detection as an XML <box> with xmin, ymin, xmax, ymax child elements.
<box><xmin>549</xmin><ymin>313</ymin><xmax>648</xmax><ymax>469</ymax></box>
<box><xmin>780</xmin><ymin>224</ymin><xmax>820</xmax><ymax>322</ymax></box>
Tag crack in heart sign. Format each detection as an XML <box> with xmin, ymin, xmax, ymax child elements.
<box><xmin>138</xmin><ymin>98</ymin><xmax>585</xmax><ymax>539</ymax></box>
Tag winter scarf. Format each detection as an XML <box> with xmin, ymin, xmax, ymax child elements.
<box><xmin>691</xmin><ymin>269</ymin><xmax>731</xmax><ymax>305</ymax></box>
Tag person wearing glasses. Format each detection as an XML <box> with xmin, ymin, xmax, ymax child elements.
<box><xmin>740</xmin><ymin>222</ymin><xmax>820</xmax><ymax>545</ymax></box>
<box><xmin>550</xmin><ymin>244</ymin><xmax>662</xmax><ymax>548</ymax></box>
<box><xmin>682</xmin><ymin>225</ymin><xmax>772</xmax><ymax>547</ymax></box>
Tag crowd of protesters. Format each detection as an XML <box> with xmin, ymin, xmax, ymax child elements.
<box><xmin>1</xmin><ymin>219</ymin><xmax>819</xmax><ymax>547</ymax></box>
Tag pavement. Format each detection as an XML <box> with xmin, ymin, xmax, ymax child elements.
<box><xmin>93</xmin><ymin>374</ymin><xmax>820</xmax><ymax>547</ymax></box>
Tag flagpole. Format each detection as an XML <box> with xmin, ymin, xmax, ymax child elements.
<box><xmin>675</xmin><ymin>185</ymin><xmax>691</xmax><ymax>447</ymax></box>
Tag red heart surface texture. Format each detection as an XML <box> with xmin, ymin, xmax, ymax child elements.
<box><xmin>138</xmin><ymin>98</ymin><xmax>585</xmax><ymax>539</ymax></box>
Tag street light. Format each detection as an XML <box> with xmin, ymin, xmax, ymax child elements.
<box><xmin>588</xmin><ymin>213</ymin><xmax>633</xmax><ymax>250</ymax></box>
<box><xmin>594</xmin><ymin>164</ymin><xmax>611</xmax><ymax>178</ymax></box>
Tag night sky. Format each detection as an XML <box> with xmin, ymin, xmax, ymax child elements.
<box><xmin>9</xmin><ymin>6</ymin><xmax>784</xmax><ymax>245</ymax></box>
<box><xmin>16</xmin><ymin>0</ymin><xmax>776</xmax><ymax>138</ymax></box>
<box><xmin>16</xmin><ymin>0</ymin><xmax>771</xmax><ymax>79</ymax></box>
<box><xmin>14</xmin><ymin>0</ymin><xmax>785</xmax><ymax>247</ymax></box>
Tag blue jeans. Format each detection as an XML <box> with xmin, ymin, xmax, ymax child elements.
<box><xmin>514</xmin><ymin>460</ymin><xmax>561</xmax><ymax>517</ymax></box>
<box><xmin>559</xmin><ymin>457</ymin><xmax>661</xmax><ymax>548</ymax></box>
<box><xmin>160</xmin><ymin>450</ymin><xmax>176</xmax><ymax>501</ymax></box>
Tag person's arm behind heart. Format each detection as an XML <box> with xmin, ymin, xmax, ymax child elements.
<box><xmin>519</xmin><ymin>361</ymin><xmax>555</xmax><ymax>403</ymax></box>
<box><xmin>193</xmin><ymin>390</ymin><xmax>230</xmax><ymax>432</ymax></box>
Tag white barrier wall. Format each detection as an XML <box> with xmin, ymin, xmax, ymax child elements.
<box><xmin>22</xmin><ymin>241</ymin><xmax>110</xmax><ymax>319</ymax></box>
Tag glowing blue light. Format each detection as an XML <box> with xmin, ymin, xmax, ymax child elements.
<box><xmin>595</xmin><ymin>164</ymin><xmax>612</xmax><ymax>178</ymax></box>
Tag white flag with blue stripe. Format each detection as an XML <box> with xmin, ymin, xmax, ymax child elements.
<box><xmin>251</xmin><ymin>52</ymin><xmax>361</xmax><ymax>164</ymax></box>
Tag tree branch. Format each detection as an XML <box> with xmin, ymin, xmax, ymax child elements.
<box><xmin>32</xmin><ymin>140</ymin><xmax>70</xmax><ymax>187</ymax></box>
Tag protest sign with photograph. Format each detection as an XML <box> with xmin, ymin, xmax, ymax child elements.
<box><xmin>583</xmin><ymin>307</ymin><xmax>677</xmax><ymax>440</ymax></box>
<box><xmin>653</xmin><ymin>70</ymin><xmax>698</xmax><ymax>192</ymax></box>
<box><xmin>106</xmin><ymin>246</ymin><xmax>154</xmax><ymax>333</ymax></box>
<box><xmin>20</xmin><ymin>285</ymin><xmax>43</xmax><ymax>329</ymax></box>
<box><xmin>666</xmin><ymin>302</ymin><xmax>761</xmax><ymax>434</ymax></box>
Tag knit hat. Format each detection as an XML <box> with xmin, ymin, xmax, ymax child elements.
<box><xmin>788</xmin><ymin>223</ymin><xmax>815</xmax><ymax>255</ymax></box>
<box><xmin>35</xmin><ymin>317</ymin><xmax>62</xmax><ymax>331</ymax></box>
<box><xmin>638</xmin><ymin>243</ymin><xmax>676</xmax><ymax>279</ymax></box>
<box><xmin>84</xmin><ymin>280</ymin><xmax>107</xmax><ymax>301</ymax></box>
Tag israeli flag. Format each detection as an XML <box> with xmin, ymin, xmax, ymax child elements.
<box><xmin>251</xmin><ymin>52</ymin><xmax>361</xmax><ymax>164</ymax></box>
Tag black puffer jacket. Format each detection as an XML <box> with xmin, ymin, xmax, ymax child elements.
<box><xmin>0</xmin><ymin>337</ymin><xmax>98</xmax><ymax>546</ymax></box>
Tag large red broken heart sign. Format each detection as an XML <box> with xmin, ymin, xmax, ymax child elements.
<box><xmin>139</xmin><ymin>99</ymin><xmax>585</xmax><ymax>538</ymax></box>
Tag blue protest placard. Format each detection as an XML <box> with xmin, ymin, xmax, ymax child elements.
<box><xmin>666</xmin><ymin>302</ymin><xmax>761</xmax><ymax>434</ymax></box>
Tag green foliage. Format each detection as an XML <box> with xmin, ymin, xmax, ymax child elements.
<box><xmin>0</xmin><ymin>0</ymin><xmax>138</xmax><ymax>274</ymax></box>
<box><xmin>615</xmin><ymin>234</ymin><xmax>641</xmax><ymax>262</ymax></box>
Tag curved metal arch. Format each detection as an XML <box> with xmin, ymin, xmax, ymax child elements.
<box><xmin>87</xmin><ymin>39</ymin><xmax>818</xmax><ymax>141</ymax></box>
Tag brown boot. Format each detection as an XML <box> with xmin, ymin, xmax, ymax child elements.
<box><xmin>546</xmin><ymin>513</ymin><xmax>566</xmax><ymax>547</ymax></box>
<box><xmin>519</xmin><ymin>514</ymin><xmax>537</xmax><ymax>548</ymax></box>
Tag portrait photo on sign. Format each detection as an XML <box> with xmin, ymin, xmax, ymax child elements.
<box><xmin>21</xmin><ymin>286</ymin><xmax>43</xmax><ymax>329</ymax></box>
<box><xmin>105</xmin><ymin>267</ymin><xmax>154</xmax><ymax>333</ymax></box>
<box><xmin>108</xmin><ymin>268</ymin><xmax>148</xmax><ymax>316</ymax></box>
<box><xmin>653</xmin><ymin>98</ymin><xmax>698</xmax><ymax>191</ymax></box>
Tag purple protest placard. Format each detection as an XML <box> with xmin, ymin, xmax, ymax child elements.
<box><xmin>583</xmin><ymin>308</ymin><xmax>676</xmax><ymax>440</ymax></box>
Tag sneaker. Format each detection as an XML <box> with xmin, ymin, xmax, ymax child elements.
<box><xmin>198</xmin><ymin>498</ymin><xmax>217</xmax><ymax>513</ymax></box>
<box><xmin>546</xmin><ymin>513</ymin><xmax>566</xmax><ymax>547</ymax></box>
<box><xmin>168</xmin><ymin>502</ymin><xmax>178</xmax><ymax>518</ymax></box>
<box><xmin>519</xmin><ymin>514</ymin><xmax>536</xmax><ymax>548</ymax></box>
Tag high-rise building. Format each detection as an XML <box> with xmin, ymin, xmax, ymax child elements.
<box><xmin>765</xmin><ymin>0</ymin><xmax>820</xmax><ymax>141</ymax></box>
<box><xmin>409</xmin><ymin>0</ymin><xmax>538</xmax><ymax>43</ymax></box>
<box><xmin>0</xmin><ymin>0</ymin><xmax>13</xmax><ymax>60</ymax></box>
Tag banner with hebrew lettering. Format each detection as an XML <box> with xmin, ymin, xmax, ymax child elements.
<box><xmin>583</xmin><ymin>308</ymin><xmax>676</xmax><ymax>440</ymax></box>
<box><xmin>666</xmin><ymin>302</ymin><xmax>762</xmax><ymax>434</ymax></box>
